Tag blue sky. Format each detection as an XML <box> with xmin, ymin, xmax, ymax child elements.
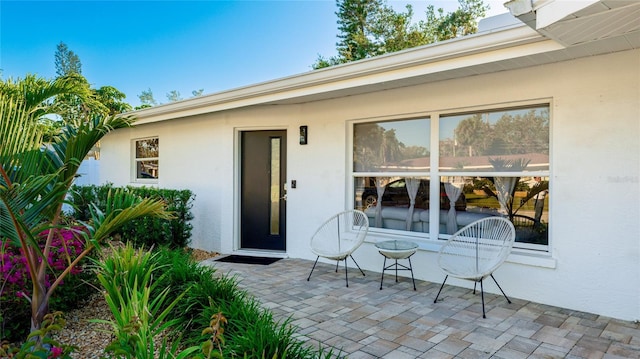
<box><xmin>1</xmin><ymin>0</ymin><xmax>508</xmax><ymax>107</ymax></box>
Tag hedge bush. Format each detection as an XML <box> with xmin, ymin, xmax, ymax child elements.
<box><xmin>68</xmin><ymin>184</ymin><xmax>195</xmax><ymax>248</ymax></box>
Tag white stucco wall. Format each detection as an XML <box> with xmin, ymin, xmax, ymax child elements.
<box><xmin>100</xmin><ymin>49</ymin><xmax>639</xmax><ymax>320</ymax></box>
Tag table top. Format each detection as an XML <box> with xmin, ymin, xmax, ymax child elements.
<box><xmin>375</xmin><ymin>240</ymin><xmax>418</xmax><ymax>251</ymax></box>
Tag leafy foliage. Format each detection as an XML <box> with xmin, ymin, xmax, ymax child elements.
<box><xmin>68</xmin><ymin>184</ymin><xmax>195</xmax><ymax>248</ymax></box>
<box><xmin>314</xmin><ymin>0</ymin><xmax>489</xmax><ymax>69</ymax></box>
<box><xmin>55</xmin><ymin>43</ymin><xmax>131</xmax><ymax>117</ymax></box>
<box><xmin>1</xmin><ymin>228</ymin><xmax>98</xmax><ymax>342</ymax></box>
<box><xmin>93</xmin><ymin>244</ymin><xmax>200</xmax><ymax>359</ymax></box>
<box><xmin>166</xmin><ymin>90</ymin><xmax>182</xmax><ymax>102</ymax></box>
<box><xmin>55</xmin><ymin>42</ymin><xmax>82</xmax><ymax>77</ymax></box>
<box><xmin>150</xmin><ymin>247</ymin><xmax>341</xmax><ymax>358</ymax></box>
<box><xmin>137</xmin><ymin>88</ymin><xmax>157</xmax><ymax>108</ymax></box>
<box><xmin>0</xmin><ymin>74</ymin><xmax>170</xmax><ymax>342</ymax></box>
<box><xmin>451</xmin><ymin>109</ymin><xmax>550</xmax><ymax>157</ymax></box>
<box><xmin>94</xmin><ymin>86</ymin><xmax>132</xmax><ymax>115</ymax></box>
<box><xmin>353</xmin><ymin>120</ymin><xmax>429</xmax><ymax>171</ymax></box>
<box><xmin>0</xmin><ymin>311</ymin><xmax>75</xmax><ymax>358</ymax></box>
<box><xmin>136</xmin><ymin>88</ymin><xmax>206</xmax><ymax>109</ymax></box>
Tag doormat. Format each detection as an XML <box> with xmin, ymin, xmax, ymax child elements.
<box><xmin>215</xmin><ymin>255</ymin><xmax>281</xmax><ymax>265</ymax></box>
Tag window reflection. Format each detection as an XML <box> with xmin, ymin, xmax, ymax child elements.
<box><xmin>354</xmin><ymin>176</ymin><xmax>469</xmax><ymax>234</ymax></box>
<box><xmin>439</xmin><ymin>107</ymin><xmax>549</xmax><ymax>172</ymax></box>
<box><xmin>354</xmin><ymin>118</ymin><xmax>430</xmax><ymax>172</ymax></box>
<box><xmin>136</xmin><ymin>160</ymin><xmax>158</xmax><ymax>179</ymax></box>
<box><xmin>135</xmin><ymin>137</ymin><xmax>159</xmax><ymax>180</ymax></box>
<box><xmin>441</xmin><ymin>176</ymin><xmax>549</xmax><ymax>245</ymax></box>
<box><xmin>136</xmin><ymin>138</ymin><xmax>159</xmax><ymax>158</ymax></box>
<box><xmin>351</xmin><ymin>105</ymin><xmax>550</xmax><ymax>248</ymax></box>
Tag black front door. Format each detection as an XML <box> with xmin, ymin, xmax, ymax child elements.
<box><xmin>240</xmin><ymin>130</ymin><xmax>287</xmax><ymax>251</ymax></box>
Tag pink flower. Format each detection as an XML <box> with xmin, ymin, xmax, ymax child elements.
<box><xmin>49</xmin><ymin>346</ymin><xmax>63</xmax><ymax>358</ymax></box>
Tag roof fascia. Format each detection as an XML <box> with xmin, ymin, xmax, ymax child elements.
<box><xmin>132</xmin><ymin>23</ymin><xmax>548</xmax><ymax>125</ymax></box>
<box><xmin>505</xmin><ymin>0</ymin><xmax>601</xmax><ymax>30</ymax></box>
<box><xmin>534</xmin><ymin>0</ymin><xmax>600</xmax><ymax>29</ymax></box>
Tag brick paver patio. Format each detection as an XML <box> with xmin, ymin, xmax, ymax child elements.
<box><xmin>202</xmin><ymin>257</ymin><xmax>640</xmax><ymax>358</ymax></box>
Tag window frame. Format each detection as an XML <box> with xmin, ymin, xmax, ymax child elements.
<box><xmin>349</xmin><ymin>102</ymin><xmax>551</xmax><ymax>252</ymax></box>
<box><xmin>132</xmin><ymin>136</ymin><xmax>159</xmax><ymax>183</ymax></box>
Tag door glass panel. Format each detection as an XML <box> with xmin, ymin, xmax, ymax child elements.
<box><xmin>270</xmin><ymin>137</ymin><xmax>281</xmax><ymax>235</ymax></box>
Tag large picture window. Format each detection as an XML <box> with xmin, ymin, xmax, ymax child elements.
<box><xmin>352</xmin><ymin>105</ymin><xmax>550</xmax><ymax>249</ymax></box>
<box><xmin>354</xmin><ymin>118</ymin><xmax>433</xmax><ymax>233</ymax></box>
<box><xmin>134</xmin><ymin>137</ymin><xmax>159</xmax><ymax>181</ymax></box>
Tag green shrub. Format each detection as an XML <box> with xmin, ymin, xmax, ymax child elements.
<box><xmin>68</xmin><ymin>184</ymin><xmax>195</xmax><ymax>248</ymax></box>
<box><xmin>93</xmin><ymin>243</ymin><xmax>200</xmax><ymax>359</ymax></box>
<box><xmin>151</xmin><ymin>247</ymin><xmax>341</xmax><ymax>359</ymax></box>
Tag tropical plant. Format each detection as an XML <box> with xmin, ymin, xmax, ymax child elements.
<box><xmin>1</xmin><ymin>227</ymin><xmax>97</xmax><ymax>342</ymax></box>
<box><xmin>0</xmin><ymin>75</ymin><xmax>171</xmax><ymax>343</ymax></box>
<box><xmin>93</xmin><ymin>244</ymin><xmax>200</xmax><ymax>359</ymax></box>
<box><xmin>0</xmin><ymin>311</ymin><xmax>75</xmax><ymax>358</ymax></box>
<box><xmin>150</xmin><ymin>247</ymin><xmax>341</xmax><ymax>359</ymax></box>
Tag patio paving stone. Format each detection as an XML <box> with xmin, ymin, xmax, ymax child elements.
<box><xmin>202</xmin><ymin>258</ymin><xmax>640</xmax><ymax>358</ymax></box>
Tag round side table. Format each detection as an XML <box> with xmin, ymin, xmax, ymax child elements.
<box><xmin>375</xmin><ymin>240</ymin><xmax>418</xmax><ymax>290</ymax></box>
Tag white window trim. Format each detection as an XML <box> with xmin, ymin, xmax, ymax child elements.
<box><xmin>132</xmin><ymin>136</ymin><xmax>159</xmax><ymax>184</ymax></box>
<box><xmin>348</xmin><ymin>101</ymin><xmax>552</xmax><ymax>256</ymax></box>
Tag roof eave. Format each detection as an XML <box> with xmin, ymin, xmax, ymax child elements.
<box><xmin>131</xmin><ymin>23</ymin><xmax>548</xmax><ymax>125</ymax></box>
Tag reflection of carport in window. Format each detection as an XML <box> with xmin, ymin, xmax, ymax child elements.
<box><xmin>532</xmin><ymin>177</ymin><xmax>548</xmax><ymax>223</ymax></box>
<box><xmin>138</xmin><ymin>162</ymin><xmax>158</xmax><ymax>178</ymax></box>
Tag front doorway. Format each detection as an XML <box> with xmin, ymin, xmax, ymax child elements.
<box><xmin>240</xmin><ymin>130</ymin><xmax>287</xmax><ymax>251</ymax></box>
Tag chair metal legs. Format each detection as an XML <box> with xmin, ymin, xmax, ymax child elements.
<box><xmin>490</xmin><ymin>274</ymin><xmax>512</xmax><ymax>304</ymax></box>
<box><xmin>307</xmin><ymin>255</ymin><xmax>365</xmax><ymax>287</ymax></box>
<box><xmin>344</xmin><ymin>255</ymin><xmax>366</xmax><ymax>287</ymax></box>
<box><xmin>307</xmin><ymin>256</ymin><xmax>320</xmax><ymax>282</ymax></box>
<box><xmin>434</xmin><ymin>275</ymin><xmax>449</xmax><ymax>303</ymax></box>
<box><xmin>480</xmin><ymin>279</ymin><xmax>486</xmax><ymax>318</ymax></box>
<box><xmin>434</xmin><ymin>274</ymin><xmax>511</xmax><ymax>318</ymax></box>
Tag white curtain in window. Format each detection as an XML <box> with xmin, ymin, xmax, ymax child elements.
<box><xmin>375</xmin><ymin>177</ymin><xmax>388</xmax><ymax>227</ymax></box>
<box><xmin>444</xmin><ymin>180</ymin><xmax>463</xmax><ymax>234</ymax></box>
<box><xmin>405</xmin><ymin>178</ymin><xmax>420</xmax><ymax>231</ymax></box>
<box><xmin>494</xmin><ymin>177</ymin><xmax>518</xmax><ymax>215</ymax></box>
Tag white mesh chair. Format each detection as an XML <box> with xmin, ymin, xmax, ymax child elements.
<box><xmin>307</xmin><ymin>210</ymin><xmax>369</xmax><ymax>287</ymax></box>
<box><xmin>434</xmin><ymin>216</ymin><xmax>516</xmax><ymax>318</ymax></box>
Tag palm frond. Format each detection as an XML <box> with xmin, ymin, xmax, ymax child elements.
<box><xmin>0</xmin><ymin>94</ymin><xmax>44</xmax><ymax>182</ymax></box>
<box><xmin>2</xmin><ymin>74</ymin><xmax>93</xmax><ymax>115</ymax></box>
<box><xmin>50</xmin><ymin>114</ymin><xmax>135</xmax><ymax>185</ymax></box>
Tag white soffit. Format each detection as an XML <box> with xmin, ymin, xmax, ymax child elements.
<box><xmin>538</xmin><ymin>1</ymin><xmax>640</xmax><ymax>46</ymax></box>
<box><xmin>507</xmin><ymin>0</ymin><xmax>640</xmax><ymax>47</ymax></box>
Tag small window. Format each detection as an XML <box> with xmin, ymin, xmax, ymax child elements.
<box><xmin>134</xmin><ymin>137</ymin><xmax>159</xmax><ymax>181</ymax></box>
